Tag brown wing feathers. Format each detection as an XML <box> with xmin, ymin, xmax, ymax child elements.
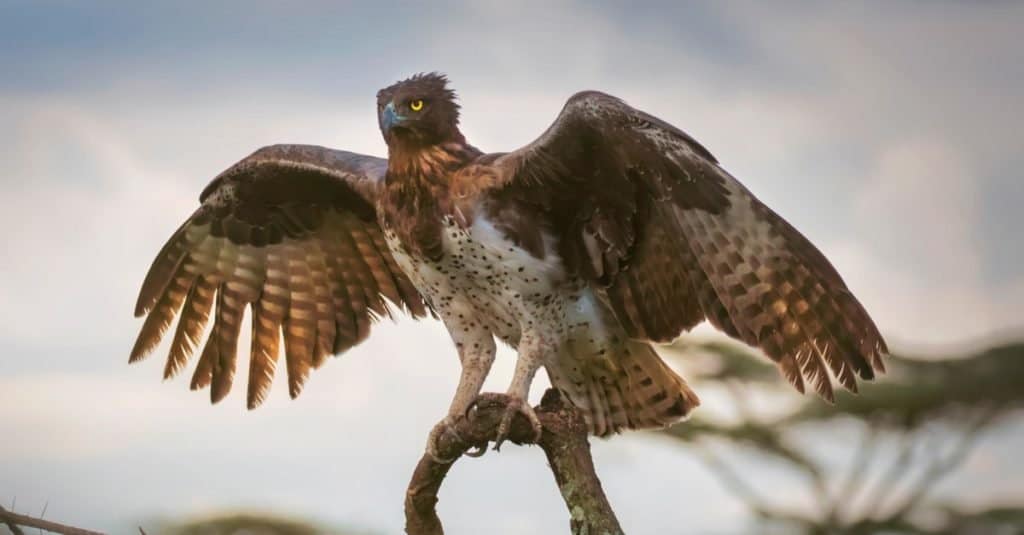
<box><xmin>281</xmin><ymin>238</ymin><xmax>317</xmax><ymax>400</ymax></box>
<box><xmin>647</xmin><ymin>169</ymin><xmax>886</xmax><ymax>401</ymax></box>
<box><xmin>603</xmin><ymin>207</ymin><xmax>705</xmax><ymax>343</ymax></box>
<box><xmin>130</xmin><ymin>147</ymin><xmax>426</xmax><ymax>408</ymax></box>
<box><xmin>498</xmin><ymin>91</ymin><xmax>887</xmax><ymax>399</ymax></box>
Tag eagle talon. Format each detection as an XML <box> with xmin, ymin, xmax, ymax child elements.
<box><xmin>464</xmin><ymin>443</ymin><xmax>488</xmax><ymax>458</ymax></box>
<box><xmin>493</xmin><ymin>397</ymin><xmax>543</xmax><ymax>451</ymax></box>
<box><xmin>464</xmin><ymin>397</ymin><xmax>481</xmax><ymax>419</ymax></box>
<box><xmin>425</xmin><ymin>415</ymin><xmax>466</xmax><ymax>464</ymax></box>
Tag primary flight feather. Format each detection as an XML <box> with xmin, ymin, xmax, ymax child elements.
<box><xmin>131</xmin><ymin>73</ymin><xmax>887</xmax><ymax>456</ymax></box>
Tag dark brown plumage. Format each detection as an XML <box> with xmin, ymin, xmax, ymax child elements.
<box><xmin>130</xmin><ymin>73</ymin><xmax>886</xmax><ymax>445</ymax></box>
<box><xmin>484</xmin><ymin>90</ymin><xmax>886</xmax><ymax>401</ymax></box>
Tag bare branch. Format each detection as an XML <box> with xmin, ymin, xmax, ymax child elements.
<box><xmin>849</xmin><ymin>431</ymin><xmax>915</xmax><ymax>523</ymax></box>
<box><xmin>825</xmin><ymin>425</ymin><xmax>878</xmax><ymax>524</ymax></box>
<box><xmin>0</xmin><ymin>505</ymin><xmax>104</xmax><ymax>535</ymax></box>
<box><xmin>0</xmin><ymin>505</ymin><xmax>26</xmax><ymax>535</ymax></box>
<box><xmin>725</xmin><ymin>380</ymin><xmax>756</xmax><ymax>421</ymax></box>
<box><xmin>881</xmin><ymin>408</ymin><xmax>997</xmax><ymax>522</ymax></box>
<box><xmin>694</xmin><ymin>443</ymin><xmax>775</xmax><ymax>519</ymax></box>
<box><xmin>404</xmin><ymin>389</ymin><xmax>622</xmax><ymax>535</ymax></box>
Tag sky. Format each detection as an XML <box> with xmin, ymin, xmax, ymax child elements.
<box><xmin>1</xmin><ymin>1</ymin><xmax>1022</xmax><ymax>533</ymax></box>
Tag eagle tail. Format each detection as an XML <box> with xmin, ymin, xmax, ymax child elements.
<box><xmin>548</xmin><ymin>339</ymin><xmax>699</xmax><ymax>437</ymax></box>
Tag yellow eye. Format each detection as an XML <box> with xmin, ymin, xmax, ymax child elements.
<box><xmin>410</xmin><ymin>99</ymin><xmax>424</xmax><ymax>111</ymax></box>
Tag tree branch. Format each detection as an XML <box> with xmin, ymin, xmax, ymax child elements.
<box><xmin>825</xmin><ymin>424</ymin><xmax>878</xmax><ymax>524</ymax></box>
<box><xmin>404</xmin><ymin>389</ymin><xmax>623</xmax><ymax>535</ymax></box>
<box><xmin>0</xmin><ymin>505</ymin><xmax>105</xmax><ymax>535</ymax></box>
<box><xmin>880</xmin><ymin>407</ymin><xmax>997</xmax><ymax>523</ymax></box>
<box><xmin>694</xmin><ymin>443</ymin><xmax>781</xmax><ymax>519</ymax></box>
<box><xmin>0</xmin><ymin>505</ymin><xmax>26</xmax><ymax>535</ymax></box>
<box><xmin>855</xmin><ymin>432</ymin><xmax>917</xmax><ymax>522</ymax></box>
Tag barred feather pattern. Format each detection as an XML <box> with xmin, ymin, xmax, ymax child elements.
<box><xmin>130</xmin><ymin>146</ymin><xmax>427</xmax><ymax>408</ymax></box>
<box><xmin>661</xmin><ymin>175</ymin><xmax>886</xmax><ymax>400</ymax></box>
<box><xmin>600</xmin><ymin>177</ymin><xmax>887</xmax><ymax>400</ymax></box>
<box><xmin>549</xmin><ymin>337</ymin><xmax>700</xmax><ymax>437</ymax></box>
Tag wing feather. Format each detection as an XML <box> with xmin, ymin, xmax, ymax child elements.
<box><xmin>282</xmin><ymin>239</ymin><xmax>317</xmax><ymax>398</ymax></box>
<box><xmin>302</xmin><ymin>237</ymin><xmax>337</xmax><ymax>368</ymax></box>
<box><xmin>248</xmin><ymin>301</ymin><xmax>281</xmax><ymax>408</ymax></box>
<box><xmin>165</xmin><ymin>276</ymin><xmax>216</xmax><ymax>379</ymax></box>
<box><xmin>324</xmin><ymin>216</ymin><xmax>374</xmax><ymax>345</ymax></box>
<box><xmin>319</xmin><ymin>219</ymin><xmax>364</xmax><ymax>350</ymax></box>
<box><xmin>247</xmin><ymin>249</ymin><xmax>289</xmax><ymax>407</ymax></box>
<box><xmin>210</xmin><ymin>282</ymin><xmax>248</xmax><ymax>403</ymax></box>
<box><xmin>130</xmin><ymin>145</ymin><xmax>427</xmax><ymax>407</ymax></box>
<box><xmin>350</xmin><ymin>223</ymin><xmax>402</xmax><ymax>313</ymax></box>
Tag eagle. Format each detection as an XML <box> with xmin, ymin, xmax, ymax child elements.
<box><xmin>130</xmin><ymin>73</ymin><xmax>887</xmax><ymax>459</ymax></box>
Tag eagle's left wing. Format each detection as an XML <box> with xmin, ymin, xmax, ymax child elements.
<box><xmin>490</xmin><ymin>91</ymin><xmax>887</xmax><ymax>400</ymax></box>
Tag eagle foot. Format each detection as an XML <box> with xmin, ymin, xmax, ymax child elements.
<box><xmin>493</xmin><ymin>397</ymin><xmax>543</xmax><ymax>452</ymax></box>
<box><xmin>425</xmin><ymin>415</ymin><xmax>467</xmax><ymax>464</ymax></box>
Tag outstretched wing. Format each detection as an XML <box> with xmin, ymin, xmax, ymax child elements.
<box><xmin>130</xmin><ymin>144</ymin><xmax>427</xmax><ymax>408</ymax></box>
<box><xmin>492</xmin><ymin>91</ymin><xmax>887</xmax><ymax>400</ymax></box>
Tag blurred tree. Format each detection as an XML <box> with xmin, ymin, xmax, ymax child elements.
<box><xmin>154</xmin><ymin>512</ymin><xmax>374</xmax><ymax>535</ymax></box>
<box><xmin>658</xmin><ymin>339</ymin><xmax>1024</xmax><ymax>535</ymax></box>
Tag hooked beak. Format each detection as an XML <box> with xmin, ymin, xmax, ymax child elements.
<box><xmin>381</xmin><ymin>102</ymin><xmax>406</xmax><ymax>134</ymax></box>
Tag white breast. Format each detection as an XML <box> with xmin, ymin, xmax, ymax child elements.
<box><xmin>384</xmin><ymin>212</ymin><xmax>576</xmax><ymax>346</ymax></box>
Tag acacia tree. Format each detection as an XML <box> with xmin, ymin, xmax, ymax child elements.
<box><xmin>658</xmin><ymin>339</ymin><xmax>1024</xmax><ymax>534</ymax></box>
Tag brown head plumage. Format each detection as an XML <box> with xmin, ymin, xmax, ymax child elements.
<box><xmin>376</xmin><ymin>72</ymin><xmax>462</xmax><ymax>147</ymax></box>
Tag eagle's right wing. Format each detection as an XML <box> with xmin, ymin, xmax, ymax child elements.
<box><xmin>130</xmin><ymin>144</ymin><xmax>427</xmax><ymax>408</ymax></box>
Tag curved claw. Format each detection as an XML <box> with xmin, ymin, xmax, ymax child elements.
<box><xmin>464</xmin><ymin>397</ymin><xmax>481</xmax><ymax>419</ymax></box>
<box><xmin>425</xmin><ymin>416</ymin><xmax>464</xmax><ymax>464</ymax></box>
<box><xmin>464</xmin><ymin>443</ymin><xmax>488</xmax><ymax>458</ymax></box>
<box><xmin>493</xmin><ymin>397</ymin><xmax>543</xmax><ymax>452</ymax></box>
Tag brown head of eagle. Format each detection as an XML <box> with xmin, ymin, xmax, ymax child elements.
<box><xmin>130</xmin><ymin>72</ymin><xmax>888</xmax><ymax>459</ymax></box>
<box><xmin>377</xmin><ymin>72</ymin><xmax>463</xmax><ymax>147</ymax></box>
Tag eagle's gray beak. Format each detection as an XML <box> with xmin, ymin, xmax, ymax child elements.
<box><xmin>381</xmin><ymin>102</ymin><xmax>405</xmax><ymax>133</ymax></box>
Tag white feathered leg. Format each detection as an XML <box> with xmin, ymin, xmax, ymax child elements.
<box><xmin>494</xmin><ymin>331</ymin><xmax>546</xmax><ymax>450</ymax></box>
<box><xmin>426</xmin><ymin>327</ymin><xmax>496</xmax><ymax>462</ymax></box>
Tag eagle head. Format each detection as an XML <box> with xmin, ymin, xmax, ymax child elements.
<box><xmin>376</xmin><ymin>72</ymin><xmax>462</xmax><ymax>147</ymax></box>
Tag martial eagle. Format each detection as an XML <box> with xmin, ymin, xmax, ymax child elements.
<box><xmin>130</xmin><ymin>73</ymin><xmax>887</xmax><ymax>458</ymax></box>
